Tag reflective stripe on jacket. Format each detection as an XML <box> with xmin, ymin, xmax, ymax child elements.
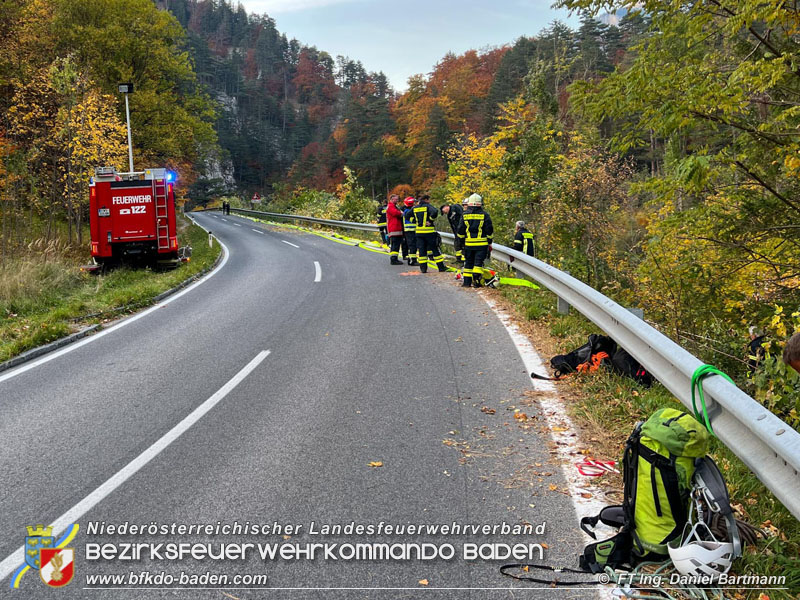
<box><xmin>412</xmin><ymin>204</ymin><xmax>438</xmax><ymax>234</ymax></box>
<box><xmin>403</xmin><ymin>208</ymin><xmax>416</xmax><ymax>232</ymax></box>
<box><xmin>514</xmin><ymin>228</ymin><xmax>535</xmax><ymax>256</ymax></box>
<box><xmin>457</xmin><ymin>209</ymin><xmax>493</xmax><ymax>247</ymax></box>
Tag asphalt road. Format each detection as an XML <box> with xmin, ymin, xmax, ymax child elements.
<box><xmin>0</xmin><ymin>211</ymin><xmax>594</xmax><ymax>598</ymax></box>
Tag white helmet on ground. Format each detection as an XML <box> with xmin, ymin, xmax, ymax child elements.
<box><xmin>467</xmin><ymin>193</ymin><xmax>483</xmax><ymax>207</ymax></box>
<box><xmin>668</xmin><ymin>521</ymin><xmax>734</xmax><ymax>582</ymax></box>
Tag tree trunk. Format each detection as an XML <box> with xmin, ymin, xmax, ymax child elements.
<box><xmin>650</xmin><ymin>129</ymin><xmax>657</xmax><ymax>176</ymax></box>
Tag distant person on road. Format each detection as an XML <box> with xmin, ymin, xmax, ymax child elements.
<box><xmin>747</xmin><ymin>326</ymin><xmax>766</xmax><ymax>371</ymax></box>
<box><xmin>411</xmin><ymin>194</ymin><xmax>447</xmax><ymax>273</ymax></box>
<box><xmin>458</xmin><ymin>193</ymin><xmax>493</xmax><ymax>287</ymax></box>
<box><xmin>377</xmin><ymin>198</ymin><xmax>388</xmax><ymax>246</ymax></box>
<box><xmin>512</xmin><ymin>221</ymin><xmax>535</xmax><ymax>257</ymax></box>
<box><xmin>783</xmin><ymin>332</ymin><xmax>800</xmax><ymax>375</ymax></box>
<box><xmin>403</xmin><ymin>197</ymin><xmax>417</xmax><ymax>266</ymax></box>
<box><xmin>386</xmin><ymin>194</ymin><xmax>406</xmax><ymax>266</ymax></box>
<box><xmin>441</xmin><ymin>201</ymin><xmax>465</xmax><ymax>263</ymax></box>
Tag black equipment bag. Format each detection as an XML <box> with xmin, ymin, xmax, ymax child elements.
<box><xmin>550</xmin><ymin>334</ymin><xmax>616</xmax><ymax>377</ymax></box>
<box><xmin>611</xmin><ymin>347</ymin><xmax>654</xmax><ymax>387</ymax></box>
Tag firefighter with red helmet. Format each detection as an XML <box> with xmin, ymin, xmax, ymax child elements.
<box><xmin>457</xmin><ymin>193</ymin><xmax>493</xmax><ymax>287</ymax></box>
<box><xmin>402</xmin><ymin>197</ymin><xmax>417</xmax><ymax>265</ymax></box>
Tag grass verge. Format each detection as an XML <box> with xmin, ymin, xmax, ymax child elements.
<box><xmin>494</xmin><ymin>273</ymin><xmax>799</xmax><ymax>599</ymax></box>
<box><xmin>0</xmin><ymin>215</ymin><xmax>221</xmax><ymax>363</ymax></box>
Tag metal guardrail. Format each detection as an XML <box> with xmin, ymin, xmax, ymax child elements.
<box><xmin>233</xmin><ymin>208</ymin><xmax>380</xmax><ymax>232</ymax></box>
<box><xmin>232</xmin><ymin>207</ymin><xmax>800</xmax><ymax>520</ymax></box>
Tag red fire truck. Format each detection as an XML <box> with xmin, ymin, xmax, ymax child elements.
<box><xmin>89</xmin><ymin>166</ymin><xmax>179</xmax><ymax>266</ymax></box>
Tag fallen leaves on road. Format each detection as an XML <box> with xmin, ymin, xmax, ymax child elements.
<box><xmin>368</xmin><ymin>461</ymin><xmax>384</xmax><ymax>468</ymax></box>
<box><xmin>399</xmin><ymin>271</ymin><xmax>422</xmax><ymax>276</ymax></box>
<box><xmin>418</xmin><ymin>579</ymin><xmax>429</xmax><ymax>586</ymax></box>
<box><xmin>481</xmin><ymin>407</ymin><xmax>496</xmax><ymax>415</ymax></box>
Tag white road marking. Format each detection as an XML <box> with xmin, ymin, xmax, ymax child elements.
<box><xmin>221</xmin><ymin>218</ymin><xmax>228</xmax><ymax>222</ymax></box>
<box><xmin>252</xmin><ymin>229</ymin><xmax>264</xmax><ymax>234</ymax></box>
<box><xmin>282</xmin><ymin>240</ymin><xmax>300</xmax><ymax>248</ymax></box>
<box><xmin>0</xmin><ymin>350</ymin><xmax>270</xmax><ymax>584</ymax></box>
<box><xmin>0</xmin><ymin>229</ymin><xmax>230</xmax><ymax>385</ymax></box>
<box><xmin>233</xmin><ymin>223</ymin><xmax>241</xmax><ymax>227</ymax></box>
<box><xmin>314</xmin><ymin>261</ymin><xmax>322</xmax><ymax>283</ymax></box>
<box><xmin>481</xmin><ymin>295</ymin><xmax>612</xmax><ymax>598</ymax></box>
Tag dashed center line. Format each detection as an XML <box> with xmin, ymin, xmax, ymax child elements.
<box><xmin>314</xmin><ymin>261</ymin><xmax>322</xmax><ymax>282</ymax></box>
<box><xmin>282</xmin><ymin>240</ymin><xmax>300</xmax><ymax>248</ymax></box>
<box><xmin>233</xmin><ymin>223</ymin><xmax>242</xmax><ymax>227</ymax></box>
<box><xmin>221</xmin><ymin>218</ymin><xmax>228</xmax><ymax>222</ymax></box>
<box><xmin>252</xmin><ymin>228</ymin><xmax>264</xmax><ymax>234</ymax></box>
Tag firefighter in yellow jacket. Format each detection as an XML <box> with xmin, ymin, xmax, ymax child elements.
<box><xmin>513</xmin><ymin>221</ymin><xmax>535</xmax><ymax>257</ymax></box>
<box><xmin>457</xmin><ymin>193</ymin><xmax>493</xmax><ymax>287</ymax></box>
<box><xmin>411</xmin><ymin>194</ymin><xmax>447</xmax><ymax>273</ymax></box>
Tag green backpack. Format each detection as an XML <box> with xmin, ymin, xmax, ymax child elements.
<box><xmin>580</xmin><ymin>408</ymin><xmax>710</xmax><ymax>572</ymax></box>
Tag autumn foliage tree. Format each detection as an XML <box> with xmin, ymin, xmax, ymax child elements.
<box><xmin>0</xmin><ymin>0</ymin><xmax>217</xmax><ymax>259</ymax></box>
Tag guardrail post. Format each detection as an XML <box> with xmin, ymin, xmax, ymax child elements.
<box><xmin>557</xmin><ymin>271</ymin><xmax>570</xmax><ymax>314</ymax></box>
<box><xmin>208</xmin><ymin>232</ymin><xmax>213</xmax><ymax>248</ymax></box>
<box><xmin>627</xmin><ymin>307</ymin><xmax>644</xmax><ymax>320</ymax></box>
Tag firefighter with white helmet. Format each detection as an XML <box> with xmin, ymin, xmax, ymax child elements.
<box><xmin>457</xmin><ymin>193</ymin><xmax>493</xmax><ymax>287</ymax></box>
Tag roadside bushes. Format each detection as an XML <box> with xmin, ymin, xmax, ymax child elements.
<box><xmin>269</xmin><ymin>166</ymin><xmax>375</xmax><ymax>223</ymax></box>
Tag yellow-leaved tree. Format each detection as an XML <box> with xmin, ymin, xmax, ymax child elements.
<box><xmin>445</xmin><ymin>133</ymin><xmax>507</xmax><ymax>209</ymax></box>
<box><xmin>50</xmin><ymin>56</ymin><xmax>128</xmax><ymax>244</ymax></box>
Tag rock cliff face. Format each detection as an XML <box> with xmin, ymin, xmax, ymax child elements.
<box><xmin>155</xmin><ymin>0</ymin><xmax>344</xmax><ymax>195</ymax></box>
